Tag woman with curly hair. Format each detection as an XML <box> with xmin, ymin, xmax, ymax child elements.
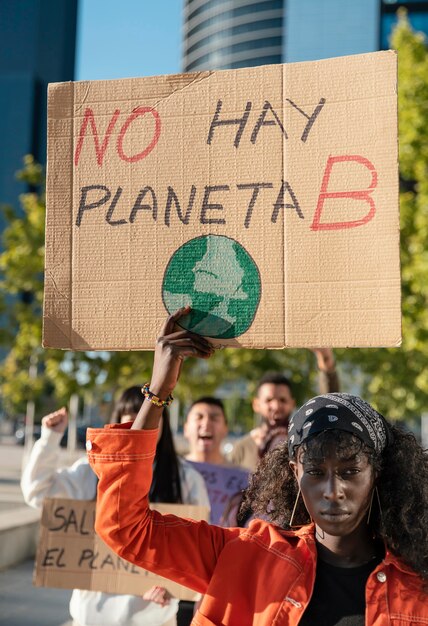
<box><xmin>87</xmin><ymin>308</ymin><xmax>428</xmax><ymax>626</ymax></box>
<box><xmin>241</xmin><ymin>395</ymin><xmax>428</xmax><ymax>623</ymax></box>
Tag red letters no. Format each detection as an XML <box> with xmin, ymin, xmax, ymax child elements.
<box><xmin>74</xmin><ymin>107</ymin><xmax>161</xmax><ymax>166</ymax></box>
<box><xmin>117</xmin><ymin>107</ymin><xmax>161</xmax><ymax>163</ymax></box>
<box><xmin>311</xmin><ymin>155</ymin><xmax>378</xmax><ymax>231</ymax></box>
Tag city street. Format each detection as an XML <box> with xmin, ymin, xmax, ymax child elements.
<box><xmin>0</xmin><ymin>559</ymin><xmax>71</xmax><ymax>626</ymax></box>
<box><xmin>0</xmin><ymin>440</ymin><xmax>77</xmax><ymax>626</ymax></box>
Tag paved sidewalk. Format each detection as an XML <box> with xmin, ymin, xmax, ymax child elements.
<box><xmin>0</xmin><ymin>441</ymin><xmax>79</xmax><ymax>625</ymax></box>
<box><xmin>0</xmin><ymin>558</ymin><xmax>72</xmax><ymax>626</ymax></box>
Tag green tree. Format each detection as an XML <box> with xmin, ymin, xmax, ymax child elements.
<box><xmin>2</xmin><ymin>14</ymin><xmax>427</xmax><ymax>425</ymax></box>
<box><xmin>337</xmin><ymin>11</ymin><xmax>428</xmax><ymax>421</ymax></box>
<box><xmin>0</xmin><ymin>156</ymin><xmax>48</xmax><ymax>415</ymax></box>
<box><xmin>0</xmin><ymin>157</ymin><xmax>155</xmax><ymax>418</ymax></box>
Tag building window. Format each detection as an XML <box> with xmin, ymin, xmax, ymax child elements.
<box><xmin>218</xmin><ymin>55</ymin><xmax>282</xmax><ymax>69</ymax></box>
<box><xmin>186</xmin><ymin>37</ymin><xmax>282</xmax><ymax>71</ymax></box>
<box><xmin>186</xmin><ymin>17</ymin><xmax>283</xmax><ymax>56</ymax></box>
<box><xmin>188</xmin><ymin>0</ymin><xmax>232</xmax><ymax>22</ymax></box>
<box><xmin>186</xmin><ymin>0</ymin><xmax>283</xmax><ymax>41</ymax></box>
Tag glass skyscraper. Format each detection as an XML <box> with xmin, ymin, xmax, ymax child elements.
<box><xmin>182</xmin><ymin>0</ymin><xmax>284</xmax><ymax>71</ymax></box>
<box><xmin>284</xmin><ymin>0</ymin><xmax>380</xmax><ymax>62</ymax></box>
<box><xmin>285</xmin><ymin>0</ymin><xmax>428</xmax><ymax>62</ymax></box>
<box><xmin>0</xmin><ymin>0</ymin><xmax>78</xmax><ymax>211</ymax></box>
<box><xmin>182</xmin><ymin>0</ymin><xmax>428</xmax><ymax>70</ymax></box>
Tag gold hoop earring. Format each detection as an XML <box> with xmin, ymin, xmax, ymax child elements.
<box><xmin>375</xmin><ymin>486</ymin><xmax>383</xmax><ymax>519</ymax></box>
<box><xmin>367</xmin><ymin>486</ymin><xmax>382</xmax><ymax>525</ymax></box>
<box><xmin>367</xmin><ymin>490</ymin><xmax>374</xmax><ymax>525</ymax></box>
<box><xmin>289</xmin><ymin>487</ymin><xmax>305</xmax><ymax>528</ymax></box>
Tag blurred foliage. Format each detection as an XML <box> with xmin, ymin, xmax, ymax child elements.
<box><xmin>336</xmin><ymin>11</ymin><xmax>428</xmax><ymax>421</ymax></box>
<box><xmin>1</xmin><ymin>14</ymin><xmax>428</xmax><ymax>425</ymax></box>
<box><xmin>0</xmin><ymin>156</ymin><xmax>151</xmax><ymax>417</ymax></box>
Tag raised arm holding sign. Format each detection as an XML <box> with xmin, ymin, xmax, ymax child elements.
<box><xmin>87</xmin><ymin>308</ymin><xmax>428</xmax><ymax>626</ymax></box>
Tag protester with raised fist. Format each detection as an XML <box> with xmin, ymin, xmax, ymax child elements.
<box><xmin>21</xmin><ymin>385</ymin><xmax>208</xmax><ymax>626</ymax></box>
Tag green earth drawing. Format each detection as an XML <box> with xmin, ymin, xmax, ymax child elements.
<box><xmin>162</xmin><ymin>235</ymin><xmax>261</xmax><ymax>339</ymax></box>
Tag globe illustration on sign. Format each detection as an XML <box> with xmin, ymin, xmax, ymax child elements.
<box><xmin>162</xmin><ymin>235</ymin><xmax>261</xmax><ymax>339</ymax></box>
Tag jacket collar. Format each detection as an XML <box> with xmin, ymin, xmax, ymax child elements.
<box><xmin>383</xmin><ymin>548</ymin><xmax>418</xmax><ymax>576</ymax></box>
<box><xmin>287</xmin><ymin>524</ymin><xmax>417</xmax><ymax>576</ymax></box>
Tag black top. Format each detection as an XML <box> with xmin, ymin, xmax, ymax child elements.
<box><xmin>299</xmin><ymin>556</ymin><xmax>382</xmax><ymax>626</ymax></box>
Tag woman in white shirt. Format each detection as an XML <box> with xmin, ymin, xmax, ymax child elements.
<box><xmin>21</xmin><ymin>386</ymin><xmax>209</xmax><ymax>626</ymax></box>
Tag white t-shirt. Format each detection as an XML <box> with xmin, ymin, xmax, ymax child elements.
<box><xmin>21</xmin><ymin>427</ymin><xmax>210</xmax><ymax>626</ymax></box>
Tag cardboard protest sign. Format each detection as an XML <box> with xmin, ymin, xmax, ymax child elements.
<box><xmin>43</xmin><ymin>51</ymin><xmax>400</xmax><ymax>350</ymax></box>
<box><xmin>188</xmin><ymin>461</ymin><xmax>250</xmax><ymax>524</ymax></box>
<box><xmin>34</xmin><ymin>498</ymin><xmax>209</xmax><ymax>599</ymax></box>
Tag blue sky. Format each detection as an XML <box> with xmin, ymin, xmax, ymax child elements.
<box><xmin>75</xmin><ymin>0</ymin><xmax>183</xmax><ymax>81</ymax></box>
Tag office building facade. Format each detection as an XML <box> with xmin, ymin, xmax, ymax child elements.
<box><xmin>0</xmin><ymin>0</ymin><xmax>78</xmax><ymax>214</ymax></box>
<box><xmin>285</xmin><ymin>0</ymin><xmax>428</xmax><ymax>62</ymax></box>
<box><xmin>182</xmin><ymin>0</ymin><xmax>284</xmax><ymax>71</ymax></box>
<box><xmin>183</xmin><ymin>0</ymin><xmax>428</xmax><ymax>71</ymax></box>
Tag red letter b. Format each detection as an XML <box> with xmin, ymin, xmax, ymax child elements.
<box><xmin>311</xmin><ymin>155</ymin><xmax>378</xmax><ymax>231</ymax></box>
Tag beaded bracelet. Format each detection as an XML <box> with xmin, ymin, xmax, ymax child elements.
<box><xmin>142</xmin><ymin>383</ymin><xmax>174</xmax><ymax>408</ymax></box>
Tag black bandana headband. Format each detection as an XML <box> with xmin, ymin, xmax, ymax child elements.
<box><xmin>288</xmin><ymin>393</ymin><xmax>393</xmax><ymax>458</ymax></box>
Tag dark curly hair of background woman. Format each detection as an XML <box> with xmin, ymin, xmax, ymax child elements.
<box><xmin>240</xmin><ymin>426</ymin><xmax>428</xmax><ymax>582</ymax></box>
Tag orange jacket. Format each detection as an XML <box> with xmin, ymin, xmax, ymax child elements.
<box><xmin>87</xmin><ymin>423</ymin><xmax>428</xmax><ymax>626</ymax></box>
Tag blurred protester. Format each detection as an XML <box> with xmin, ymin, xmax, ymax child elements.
<box><xmin>229</xmin><ymin>349</ymin><xmax>339</xmax><ymax>470</ymax></box>
<box><xmin>182</xmin><ymin>397</ymin><xmax>249</xmax><ymax>526</ymax></box>
<box><xmin>220</xmin><ymin>426</ymin><xmax>288</xmax><ymax>528</ymax></box>
<box><xmin>182</xmin><ymin>396</ymin><xmax>235</xmax><ymax>622</ymax></box>
<box><xmin>21</xmin><ymin>386</ymin><xmax>209</xmax><ymax>626</ymax></box>
<box><xmin>183</xmin><ymin>397</ymin><xmax>229</xmax><ymax>465</ymax></box>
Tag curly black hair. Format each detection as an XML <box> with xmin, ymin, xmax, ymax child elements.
<box><xmin>240</xmin><ymin>426</ymin><xmax>428</xmax><ymax>581</ymax></box>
